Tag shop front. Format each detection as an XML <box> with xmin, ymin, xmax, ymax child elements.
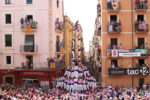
<box><xmin>0</xmin><ymin>67</ymin><xmax>65</xmax><ymax>88</ymax></box>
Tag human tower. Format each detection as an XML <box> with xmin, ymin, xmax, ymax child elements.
<box><xmin>56</xmin><ymin>21</ymin><xmax>97</xmax><ymax>92</ymax></box>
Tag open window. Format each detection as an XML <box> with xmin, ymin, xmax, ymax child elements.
<box><xmin>137</xmin><ymin>38</ymin><xmax>145</xmax><ymax>49</ymax></box>
<box><xmin>111</xmin><ymin>59</ymin><xmax>118</xmax><ymax>68</ymax></box>
<box><xmin>110</xmin><ymin>38</ymin><xmax>118</xmax><ymax>49</ymax></box>
<box><xmin>137</xmin><ymin>15</ymin><xmax>144</xmax><ymax>22</ymax></box>
<box><xmin>110</xmin><ymin>15</ymin><xmax>117</xmax><ymax>22</ymax></box>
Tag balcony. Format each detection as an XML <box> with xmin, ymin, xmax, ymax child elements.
<box><xmin>17</xmin><ymin>61</ymin><xmax>65</xmax><ymax>70</ymax></box>
<box><xmin>107</xmin><ymin>1</ymin><xmax>120</xmax><ymax>11</ymax></box>
<box><xmin>97</xmin><ymin>3</ymin><xmax>101</xmax><ymax>16</ymax></box>
<box><xmin>20</xmin><ymin>45</ymin><xmax>38</xmax><ymax>55</ymax></box>
<box><xmin>55</xmin><ymin>18</ymin><xmax>63</xmax><ymax>33</ymax></box>
<box><xmin>108</xmin><ymin>21</ymin><xmax>121</xmax><ymax>33</ymax></box>
<box><xmin>108</xmin><ymin>66</ymin><xmax>149</xmax><ymax>76</ymax></box>
<box><xmin>107</xmin><ymin>48</ymin><xmax>150</xmax><ymax>58</ymax></box>
<box><xmin>135</xmin><ymin>22</ymin><xmax>148</xmax><ymax>33</ymax></box>
<box><xmin>135</xmin><ymin>2</ymin><xmax>147</xmax><ymax>11</ymax></box>
<box><xmin>21</xmin><ymin>20</ymin><xmax>37</xmax><ymax>33</ymax></box>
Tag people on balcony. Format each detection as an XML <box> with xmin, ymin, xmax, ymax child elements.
<box><xmin>136</xmin><ymin>0</ymin><xmax>147</xmax><ymax>9</ymax></box>
<box><xmin>97</xmin><ymin>3</ymin><xmax>101</xmax><ymax>13</ymax></box>
<box><xmin>55</xmin><ymin>18</ymin><xmax>63</xmax><ymax>31</ymax></box>
<box><xmin>136</xmin><ymin>43</ymin><xmax>148</xmax><ymax>49</ymax></box>
<box><xmin>20</xmin><ymin>17</ymin><xmax>37</xmax><ymax>29</ymax></box>
<box><xmin>135</xmin><ymin>20</ymin><xmax>147</xmax><ymax>32</ymax></box>
<box><xmin>108</xmin><ymin>20</ymin><xmax>121</xmax><ymax>33</ymax></box>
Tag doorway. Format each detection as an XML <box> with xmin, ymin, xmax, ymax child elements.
<box><xmin>5</xmin><ymin>77</ymin><xmax>13</xmax><ymax>84</ymax></box>
<box><xmin>137</xmin><ymin>15</ymin><xmax>144</xmax><ymax>21</ymax></box>
<box><xmin>138</xmin><ymin>59</ymin><xmax>145</xmax><ymax>66</ymax></box>
<box><xmin>110</xmin><ymin>15</ymin><xmax>117</xmax><ymax>22</ymax></box>
<box><xmin>137</xmin><ymin>38</ymin><xmax>145</xmax><ymax>48</ymax></box>
<box><xmin>110</xmin><ymin>38</ymin><xmax>118</xmax><ymax>49</ymax></box>
<box><xmin>22</xmin><ymin>78</ymin><xmax>38</xmax><ymax>85</ymax></box>
<box><xmin>27</xmin><ymin>15</ymin><xmax>33</xmax><ymax>21</ymax></box>
<box><xmin>26</xmin><ymin>55</ymin><xmax>33</xmax><ymax>69</ymax></box>
<box><xmin>139</xmin><ymin>78</ymin><xmax>144</xmax><ymax>89</ymax></box>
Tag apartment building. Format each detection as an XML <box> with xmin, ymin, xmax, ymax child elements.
<box><xmin>100</xmin><ymin>0</ymin><xmax>150</xmax><ymax>88</ymax></box>
<box><xmin>0</xmin><ymin>0</ymin><xmax>65</xmax><ymax>87</ymax></box>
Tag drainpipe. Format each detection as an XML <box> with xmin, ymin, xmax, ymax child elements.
<box><xmin>131</xmin><ymin>0</ymin><xmax>134</xmax><ymax>88</ymax></box>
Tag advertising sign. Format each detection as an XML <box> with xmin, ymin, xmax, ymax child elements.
<box><xmin>119</xmin><ymin>52</ymin><xmax>141</xmax><ymax>57</ymax></box>
<box><xmin>109</xmin><ymin>67</ymin><xmax>149</xmax><ymax>76</ymax></box>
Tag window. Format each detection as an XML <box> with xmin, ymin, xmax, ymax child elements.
<box><xmin>5</xmin><ymin>14</ymin><xmax>11</xmax><ymax>24</ymax></box>
<box><xmin>110</xmin><ymin>38</ymin><xmax>118</xmax><ymax>49</ymax></box>
<box><xmin>5</xmin><ymin>35</ymin><xmax>12</xmax><ymax>47</ymax></box>
<box><xmin>5</xmin><ymin>0</ymin><xmax>11</xmax><ymax>4</ymax></box>
<box><xmin>56</xmin><ymin>36</ymin><xmax>60</xmax><ymax>52</ymax></box>
<box><xmin>27</xmin><ymin>15</ymin><xmax>33</xmax><ymax>20</ymax></box>
<box><xmin>111</xmin><ymin>59</ymin><xmax>118</xmax><ymax>68</ymax></box>
<box><xmin>110</xmin><ymin>15</ymin><xmax>117</xmax><ymax>22</ymax></box>
<box><xmin>137</xmin><ymin>15</ymin><xmax>144</xmax><ymax>21</ymax></box>
<box><xmin>6</xmin><ymin>56</ymin><xmax>11</xmax><ymax>64</ymax></box>
<box><xmin>26</xmin><ymin>0</ymin><xmax>32</xmax><ymax>4</ymax></box>
<box><xmin>57</xmin><ymin>0</ymin><xmax>59</xmax><ymax>8</ymax></box>
<box><xmin>137</xmin><ymin>38</ymin><xmax>145</xmax><ymax>49</ymax></box>
<box><xmin>24</xmin><ymin>35</ymin><xmax>34</xmax><ymax>52</ymax></box>
<box><xmin>138</xmin><ymin>59</ymin><xmax>145</xmax><ymax>66</ymax></box>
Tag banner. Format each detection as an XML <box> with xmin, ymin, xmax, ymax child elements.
<box><xmin>107</xmin><ymin>49</ymin><xmax>111</xmax><ymax>57</ymax></box>
<box><xmin>135</xmin><ymin>49</ymin><xmax>147</xmax><ymax>55</ymax></box>
<box><xmin>25</xmin><ymin>21</ymin><xmax>31</xmax><ymax>32</ymax></box>
<box><xmin>111</xmin><ymin>50</ymin><xmax>118</xmax><ymax>57</ymax></box>
<box><xmin>111</xmin><ymin>1</ymin><xmax>118</xmax><ymax>10</ymax></box>
<box><xmin>109</xmin><ymin>67</ymin><xmax>149</xmax><ymax>76</ymax></box>
<box><xmin>119</xmin><ymin>52</ymin><xmax>141</xmax><ymax>57</ymax></box>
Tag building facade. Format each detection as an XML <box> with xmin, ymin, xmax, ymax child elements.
<box><xmin>64</xmin><ymin>16</ymin><xmax>85</xmax><ymax>67</ymax></box>
<box><xmin>100</xmin><ymin>0</ymin><xmax>150</xmax><ymax>88</ymax></box>
<box><xmin>64</xmin><ymin>16</ymin><xmax>74</xmax><ymax>67</ymax></box>
<box><xmin>0</xmin><ymin>0</ymin><xmax>65</xmax><ymax>86</ymax></box>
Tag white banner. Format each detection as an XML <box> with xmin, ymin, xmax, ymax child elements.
<box><xmin>119</xmin><ymin>52</ymin><xmax>141</xmax><ymax>57</ymax></box>
<box><xmin>111</xmin><ymin>50</ymin><xmax>118</xmax><ymax>57</ymax></box>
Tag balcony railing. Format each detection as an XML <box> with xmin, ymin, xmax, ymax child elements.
<box><xmin>135</xmin><ymin>23</ymin><xmax>148</xmax><ymax>33</ymax></box>
<box><xmin>55</xmin><ymin>19</ymin><xmax>63</xmax><ymax>33</ymax></box>
<box><xmin>108</xmin><ymin>21</ymin><xmax>121</xmax><ymax>33</ymax></box>
<box><xmin>135</xmin><ymin>2</ymin><xmax>147</xmax><ymax>11</ymax></box>
<box><xmin>20</xmin><ymin>45</ymin><xmax>38</xmax><ymax>54</ymax></box>
<box><xmin>18</xmin><ymin>61</ymin><xmax>65</xmax><ymax>70</ymax></box>
<box><xmin>107</xmin><ymin>1</ymin><xmax>120</xmax><ymax>11</ymax></box>
<box><xmin>107</xmin><ymin>49</ymin><xmax>150</xmax><ymax>58</ymax></box>
<box><xmin>97</xmin><ymin>3</ymin><xmax>101</xmax><ymax>16</ymax></box>
<box><xmin>21</xmin><ymin>20</ymin><xmax>37</xmax><ymax>32</ymax></box>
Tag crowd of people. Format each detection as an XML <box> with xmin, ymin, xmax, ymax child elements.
<box><xmin>135</xmin><ymin>0</ymin><xmax>147</xmax><ymax>9</ymax></box>
<box><xmin>135</xmin><ymin>20</ymin><xmax>147</xmax><ymax>32</ymax></box>
<box><xmin>20</xmin><ymin>17</ymin><xmax>37</xmax><ymax>29</ymax></box>
<box><xmin>0</xmin><ymin>83</ymin><xmax>150</xmax><ymax>100</ymax></box>
<box><xmin>108</xmin><ymin>21</ymin><xmax>121</xmax><ymax>33</ymax></box>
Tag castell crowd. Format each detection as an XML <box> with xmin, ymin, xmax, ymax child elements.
<box><xmin>0</xmin><ymin>59</ymin><xmax>150</xmax><ymax>100</ymax></box>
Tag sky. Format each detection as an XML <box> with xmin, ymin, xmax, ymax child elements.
<box><xmin>64</xmin><ymin>0</ymin><xmax>98</xmax><ymax>52</ymax></box>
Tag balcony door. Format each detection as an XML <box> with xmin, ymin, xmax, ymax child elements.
<box><xmin>110</xmin><ymin>15</ymin><xmax>117</xmax><ymax>22</ymax></box>
<box><xmin>26</xmin><ymin>55</ymin><xmax>33</xmax><ymax>69</ymax></box>
<box><xmin>137</xmin><ymin>38</ymin><xmax>145</xmax><ymax>49</ymax></box>
<box><xmin>24</xmin><ymin>35</ymin><xmax>34</xmax><ymax>52</ymax></box>
<box><xmin>138</xmin><ymin>59</ymin><xmax>145</xmax><ymax>66</ymax></box>
<box><xmin>110</xmin><ymin>38</ymin><xmax>118</xmax><ymax>49</ymax></box>
<box><xmin>27</xmin><ymin>15</ymin><xmax>33</xmax><ymax>21</ymax></box>
<box><xmin>137</xmin><ymin>15</ymin><xmax>144</xmax><ymax>21</ymax></box>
